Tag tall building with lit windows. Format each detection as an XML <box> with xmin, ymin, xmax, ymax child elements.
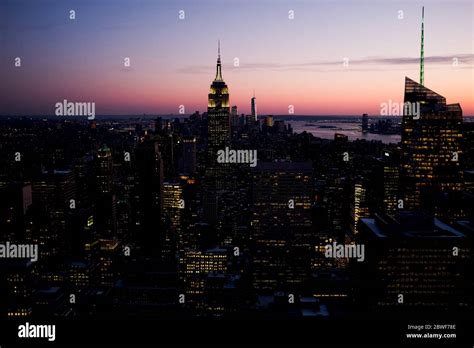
<box><xmin>88</xmin><ymin>239</ymin><xmax>119</xmax><ymax>287</ymax></box>
<box><xmin>96</xmin><ymin>145</ymin><xmax>113</xmax><ymax>194</ymax></box>
<box><xmin>400</xmin><ymin>8</ymin><xmax>463</xmax><ymax>221</ymax></box>
<box><xmin>400</xmin><ymin>78</ymin><xmax>463</xmax><ymax>219</ymax></box>
<box><xmin>205</xmin><ymin>42</ymin><xmax>231</xmax><ymax>223</ymax></box>
<box><xmin>0</xmin><ymin>259</ymin><xmax>35</xmax><ymax>318</ymax></box>
<box><xmin>95</xmin><ymin>145</ymin><xmax>117</xmax><ymax>239</ymax></box>
<box><xmin>162</xmin><ymin>181</ymin><xmax>184</xmax><ymax>257</ymax></box>
<box><xmin>350</xmin><ymin>181</ymin><xmax>370</xmax><ymax>237</ymax></box>
<box><xmin>32</xmin><ymin>170</ymin><xmax>76</xmax><ymax>259</ymax></box>
<box><xmin>358</xmin><ymin>212</ymin><xmax>471</xmax><ymax>312</ymax></box>
<box><xmin>251</xmin><ymin>162</ymin><xmax>313</xmax><ymax>293</ymax></box>
<box><xmin>181</xmin><ymin>248</ymin><xmax>227</xmax><ymax>277</ymax></box>
<box><xmin>383</xmin><ymin>165</ymin><xmax>399</xmax><ymax>215</ymax></box>
<box><xmin>207</xmin><ymin>41</ymin><xmax>230</xmax><ymax>167</ymax></box>
<box><xmin>179</xmin><ymin>248</ymin><xmax>228</xmax><ymax>315</ymax></box>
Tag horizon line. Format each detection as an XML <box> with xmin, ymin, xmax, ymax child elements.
<box><xmin>2</xmin><ymin>114</ymin><xmax>474</xmax><ymax>118</ymax></box>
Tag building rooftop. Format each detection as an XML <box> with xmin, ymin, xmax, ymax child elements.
<box><xmin>252</xmin><ymin>161</ymin><xmax>312</xmax><ymax>173</ymax></box>
<box><xmin>37</xmin><ymin>286</ymin><xmax>61</xmax><ymax>294</ymax></box>
<box><xmin>361</xmin><ymin>212</ymin><xmax>466</xmax><ymax>239</ymax></box>
<box><xmin>360</xmin><ymin>218</ymin><xmax>387</xmax><ymax>238</ymax></box>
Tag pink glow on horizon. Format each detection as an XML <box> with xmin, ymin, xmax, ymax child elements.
<box><xmin>1</xmin><ymin>0</ymin><xmax>472</xmax><ymax>116</ymax></box>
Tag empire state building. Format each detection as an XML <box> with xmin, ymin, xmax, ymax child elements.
<box><xmin>205</xmin><ymin>42</ymin><xmax>231</xmax><ymax>223</ymax></box>
<box><xmin>207</xmin><ymin>41</ymin><xmax>230</xmax><ymax>164</ymax></box>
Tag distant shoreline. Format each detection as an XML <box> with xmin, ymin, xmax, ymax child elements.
<box><xmin>1</xmin><ymin>115</ymin><xmax>473</xmax><ymax>120</ymax></box>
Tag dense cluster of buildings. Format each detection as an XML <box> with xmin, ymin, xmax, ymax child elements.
<box><xmin>0</xmin><ymin>16</ymin><xmax>473</xmax><ymax>321</ymax></box>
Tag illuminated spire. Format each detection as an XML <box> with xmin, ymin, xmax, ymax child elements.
<box><xmin>420</xmin><ymin>6</ymin><xmax>424</xmax><ymax>86</ymax></box>
<box><xmin>215</xmin><ymin>40</ymin><xmax>223</xmax><ymax>81</ymax></box>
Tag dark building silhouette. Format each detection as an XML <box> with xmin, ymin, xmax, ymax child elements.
<box><xmin>230</xmin><ymin>106</ymin><xmax>239</xmax><ymax>131</ymax></box>
<box><xmin>0</xmin><ymin>182</ymin><xmax>32</xmax><ymax>241</ymax></box>
<box><xmin>0</xmin><ymin>259</ymin><xmax>35</xmax><ymax>318</ymax></box>
<box><xmin>179</xmin><ymin>136</ymin><xmax>197</xmax><ymax>175</ymax></box>
<box><xmin>251</xmin><ymin>93</ymin><xmax>257</xmax><ymax>121</ymax></box>
<box><xmin>133</xmin><ymin>137</ymin><xmax>164</xmax><ymax>255</ymax></box>
<box><xmin>95</xmin><ymin>145</ymin><xmax>117</xmax><ymax>239</ymax></box>
<box><xmin>251</xmin><ymin>162</ymin><xmax>313</xmax><ymax>293</ymax></box>
<box><xmin>358</xmin><ymin>212</ymin><xmax>471</xmax><ymax>312</ymax></box>
<box><xmin>361</xmin><ymin>113</ymin><xmax>368</xmax><ymax>133</ymax></box>
<box><xmin>31</xmin><ymin>170</ymin><xmax>76</xmax><ymax>260</ymax></box>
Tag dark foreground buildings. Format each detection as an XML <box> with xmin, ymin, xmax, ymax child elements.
<box><xmin>358</xmin><ymin>212</ymin><xmax>471</xmax><ymax>313</ymax></box>
<box><xmin>251</xmin><ymin>162</ymin><xmax>313</xmax><ymax>293</ymax></box>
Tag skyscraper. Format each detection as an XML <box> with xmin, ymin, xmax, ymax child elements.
<box><xmin>361</xmin><ymin>113</ymin><xmax>368</xmax><ymax>133</ymax></box>
<box><xmin>155</xmin><ymin>117</ymin><xmax>163</xmax><ymax>135</ymax></box>
<box><xmin>251</xmin><ymin>162</ymin><xmax>313</xmax><ymax>293</ymax></box>
<box><xmin>350</xmin><ymin>180</ymin><xmax>369</xmax><ymax>237</ymax></box>
<box><xmin>180</xmin><ymin>136</ymin><xmax>197</xmax><ymax>175</ymax></box>
<box><xmin>32</xmin><ymin>170</ymin><xmax>76</xmax><ymax>259</ymax></box>
<box><xmin>207</xmin><ymin>41</ymin><xmax>230</xmax><ymax>166</ymax></box>
<box><xmin>382</xmin><ymin>163</ymin><xmax>399</xmax><ymax>215</ymax></box>
<box><xmin>162</xmin><ymin>181</ymin><xmax>184</xmax><ymax>257</ymax></box>
<box><xmin>231</xmin><ymin>106</ymin><xmax>239</xmax><ymax>130</ymax></box>
<box><xmin>400</xmin><ymin>77</ymin><xmax>463</xmax><ymax>216</ymax></box>
<box><xmin>205</xmin><ymin>41</ymin><xmax>231</xmax><ymax>223</ymax></box>
<box><xmin>400</xmin><ymin>7</ymin><xmax>463</xmax><ymax>220</ymax></box>
<box><xmin>95</xmin><ymin>145</ymin><xmax>113</xmax><ymax>195</ymax></box>
<box><xmin>133</xmin><ymin>137</ymin><xmax>164</xmax><ymax>255</ymax></box>
<box><xmin>251</xmin><ymin>92</ymin><xmax>257</xmax><ymax>121</ymax></box>
<box><xmin>95</xmin><ymin>146</ymin><xmax>117</xmax><ymax>239</ymax></box>
<box><xmin>0</xmin><ymin>182</ymin><xmax>32</xmax><ymax>242</ymax></box>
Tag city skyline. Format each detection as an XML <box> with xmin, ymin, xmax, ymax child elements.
<box><xmin>1</xmin><ymin>1</ymin><xmax>474</xmax><ymax>344</ymax></box>
<box><xmin>0</xmin><ymin>0</ymin><xmax>473</xmax><ymax>116</ymax></box>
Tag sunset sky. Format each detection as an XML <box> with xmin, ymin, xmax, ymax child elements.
<box><xmin>1</xmin><ymin>0</ymin><xmax>473</xmax><ymax>116</ymax></box>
